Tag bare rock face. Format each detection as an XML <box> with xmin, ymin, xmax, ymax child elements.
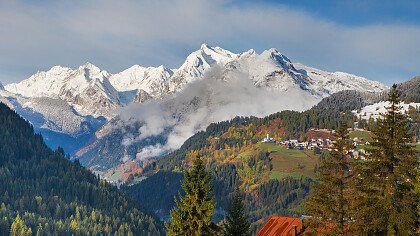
<box><xmin>133</xmin><ymin>89</ymin><xmax>153</xmax><ymax>103</ymax></box>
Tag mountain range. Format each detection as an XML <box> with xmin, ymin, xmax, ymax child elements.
<box><xmin>0</xmin><ymin>44</ymin><xmax>387</xmax><ymax>180</ymax></box>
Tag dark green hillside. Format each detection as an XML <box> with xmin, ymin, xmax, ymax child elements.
<box><xmin>0</xmin><ymin>103</ymin><xmax>163</xmax><ymax>235</ymax></box>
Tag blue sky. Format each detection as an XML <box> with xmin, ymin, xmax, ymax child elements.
<box><xmin>254</xmin><ymin>0</ymin><xmax>420</xmax><ymax>26</ymax></box>
<box><xmin>0</xmin><ymin>0</ymin><xmax>419</xmax><ymax>85</ymax></box>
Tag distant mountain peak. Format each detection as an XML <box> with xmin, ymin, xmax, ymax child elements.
<box><xmin>261</xmin><ymin>48</ymin><xmax>292</xmax><ymax>63</ymax></box>
<box><xmin>49</xmin><ymin>65</ymin><xmax>72</xmax><ymax>73</ymax></box>
<box><xmin>77</xmin><ymin>62</ymin><xmax>104</xmax><ymax>77</ymax></box>
<box><xmin>200</xmin><ymin>43</ymin><xmax>210</xmax><ymax>50</ymax></box>
<box><xmin>0</xmin><ymin>81</ymin><xmax>4</xmax><ymax>90</ymax></box>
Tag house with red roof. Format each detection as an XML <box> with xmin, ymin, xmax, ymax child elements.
<box><xmin>256</xmin><ymin>216</ymin><xmax>303</xmax><ymax>236</ymax></box>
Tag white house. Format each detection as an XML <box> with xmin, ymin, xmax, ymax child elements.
<box><xmin>262</xmin><ymin>133</ymin><xmax>275</xmax><ymax>143</ymax></box>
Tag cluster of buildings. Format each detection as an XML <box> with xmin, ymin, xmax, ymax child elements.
<box><xmin>262</xmin><ymin>133</ymin><xmax>333</xmax><ymax>151</ymax></box>
<box><xmin>261</xmin><ymin>133</ymin><xmax>371</xmax><ymax>160</ymax></box>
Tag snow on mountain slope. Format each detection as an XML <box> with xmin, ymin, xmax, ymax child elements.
<box><xmin>0</xmin><ymin>88</ymin><xmax>13</xmax><ymax>108</ymax></box>
<box><xmin>0</xmin><ymin>82</ymin><xmax>4</xmax><ymax>90</ymax></box>
<box><xmin>5</xmin><ymin>65</ymin><xmax>73</xmax><ymax>97</ymax></box>
<box><xmin>0</xmin><ymin>89</ymin><xmax>105</xmax><ymax>153</ymax></box>
<box><xmin>219</xmin><ymin>48</ymin><xmax>311</xmax><ymax>93</ymax></box>
<box><xmin>294</xmin><ymin>63</ymin><xmax>386</xmax><ymax>95</ymax></box>
<box><xmin>354</xmin><ymin>101</ymin><xmax>420</xmax><ymax>120</ymax></box>
<box><xmin>5</xmin><ymin>63</ymin><xmax>119</xmax><ymax>118</ymax></box>
<box><xmin>109</xmin><ymin>65</ymin><xmax>173</xmax><ymax>99</ymax></box>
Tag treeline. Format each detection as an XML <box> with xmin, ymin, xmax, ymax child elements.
<box><xmin>0</xmin><ymin>103</ymin><xmax>163</xmax><ymax>235</ymax></box>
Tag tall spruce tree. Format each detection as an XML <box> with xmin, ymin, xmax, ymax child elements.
<box><xmin>166</xmin><ymin>156</ymin><xmax>216</xmax><ymax>236</ymax></box>
<box><xmin>305</xmin><ymin>124</ymin><xmax>353</xmax><ymax>235</ymax></box>
<box><xmin>223</xmin><ymin>190</ymin><xmax>250</xmax><ymax>236</ymax></box>
<box><xmin>352</xmin><ymin>84</ymin><xmax>419</xmax><ymax>235</ymax></box>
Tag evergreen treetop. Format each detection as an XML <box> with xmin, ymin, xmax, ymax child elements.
<box><xmin>223</xmin><ymin>190</ymin><xmax>250</xmax><ymax>236</ymax></box>
<box><xmin>166</xmin><ymin>156</ymin><xmax>216</xmax><ymax>236</ymax></box>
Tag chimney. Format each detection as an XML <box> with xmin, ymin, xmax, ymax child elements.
<box><xmin>291</xmin><ymin>225</ymin><xmax>297</xmax><ymax>236</ymax></box>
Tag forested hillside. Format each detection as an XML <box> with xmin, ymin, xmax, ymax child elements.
<box><xmin>125</xmin><ymin>86</ymin><xmax>420</xmax><ymax>233</ymax></box>
<box><xmin>125</xmin><ymin>90</ymin><xmax>379</xmax><ymax>232</ymax></box>
<box><xmin>0</xmin><ymin>102</ymin><xmax>163</xmax><ymax>235</ymax></box>
<box><xmin>397</xmin><ymin>76</ymin><xmax>420</xmax><ymax>103</ymax></box>
<box><xmin>144</xmin><ymin>90</ymin><xmax>378</xmax><ymax>172</ymax></box>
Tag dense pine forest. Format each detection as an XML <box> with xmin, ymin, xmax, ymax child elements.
<box><xmin>0</xmin><ymin>103</ymin><xmax>163</xmax><ymax>235</ymax></box>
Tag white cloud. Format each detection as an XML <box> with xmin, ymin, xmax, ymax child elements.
<box><xmin>136</xmin><ymin>144</ymin><xmax>169</xmax><ymax>161</ymax></box>
<box><xmin>117</xmin><ymin>65</ymin><xmax>319</xmax><ymax>160</ymax></box>
<box><xmin>0</xmin><ymin>0</ymin><xmax>419</xmax><ymax>85</ymax></box>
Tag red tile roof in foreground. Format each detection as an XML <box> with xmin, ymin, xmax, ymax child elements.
<box><xmin>256</xmin><ymin>216</ymin><xmax>302</xmax><ymax>236</ymax></box>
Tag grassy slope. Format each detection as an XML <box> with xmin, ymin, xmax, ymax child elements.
<box><xmin>349</xmin><ymin>130</ymin><xmax>374</xmax><ymax>142</ymax></box>
<box><xmin>239</xmin><ymin>142</ymin><xmax>319</xmax><ymax>180</ymax></box>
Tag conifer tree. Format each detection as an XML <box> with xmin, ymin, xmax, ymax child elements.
<box><xmin>166</xmin><ymin>156</ymin><xmax>216</xmax><ymax>236</ymax></box>
<box><xmin>352</xmin><ymin>84</ymin><xmax>419</xmax><ymax>235</ymax></box>
<box><xmin>417</xmin><ymin>173</ymin><xmax>420</xmax><ymax>234</ymax></box>
<box><xmin>223</xmin><ymin>190</ymin><xmax>250</xmax><ymax>236</ymax></box>
<box><xmin>305</xmin><ymin>124</ymin><xmax>353</xmax><ymax>235</ymax></box>
<box><xmin>10</xmin><ymin>215</ymin><xmax>32</xmax><ymax>236</ymax></box>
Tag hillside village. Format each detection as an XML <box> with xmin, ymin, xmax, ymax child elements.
<box><xmin>261</xmin><ymin>129</ymin><xmax>371</xmax><ymax>160</ymax></box>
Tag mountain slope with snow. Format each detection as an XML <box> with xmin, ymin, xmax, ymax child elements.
<box><xmin>5</xmin><ymin>63</ymin><xmax>120</xmax><ymax>118</ymax></box>
<box><xmin>109</xmin><ymin>65</ymin><xmax>173</xmax><ymax>99</ymax></box>
<box><xmin>294</xmin><ymin>63</ymin><xmax>386</xmax><ymax>95</ymax></box>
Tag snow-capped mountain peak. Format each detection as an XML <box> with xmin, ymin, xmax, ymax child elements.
<box><xmin>78</xmin><ymin>62</ymin><xmax>101</xmax><ymax>72</ymax></box>
<box><xmin>5</xmin><ymin>63</ymin><xmax>118</xmax><ymax>118</ymax></box>
<box><xmin>0</xmin><ymin>82</ymin><xmax>4</xmax><ymax>91</ymax></box>
<box><xmin>260</xmin><ymin>48</ymin><xmax>293</xmax><ymax>67</ymax></box>
<box><xmin>236</xmin><ymin>49</ymin><xmax>257</xmax><ymax>60</ymax></box>
<box><xmin>168</xmin><ymin>44</ymin><xmax>238</xmax><ymax>92</ymax></box>
<box><xmin>5</xmin><ymin>65</ymin><xmax>73</xmax><ymax>97</ymax></box>
<box><xmin>109</xmin><ymin>64</ymin><xmax>173</xmax><ymax>99</ymax></box>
